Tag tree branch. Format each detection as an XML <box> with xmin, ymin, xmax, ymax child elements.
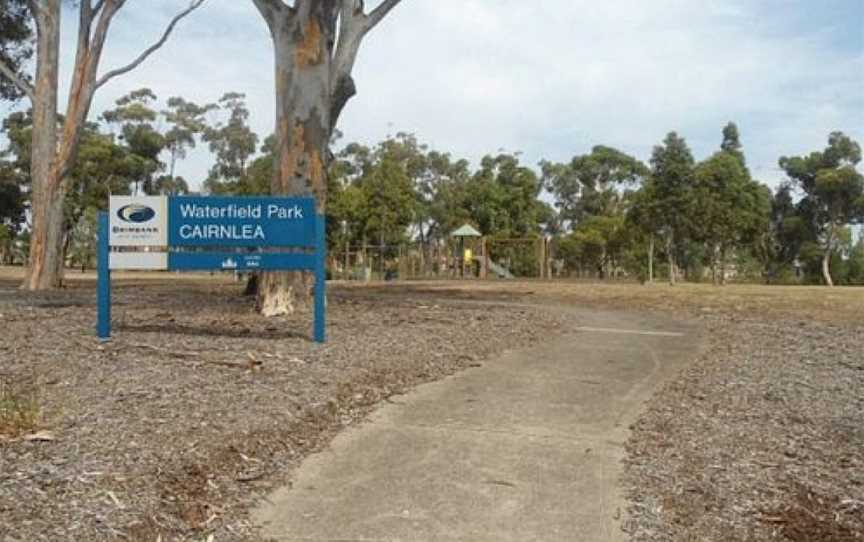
<box><xmin>94</xmin><ymin>0</ymin><xmax>207</xmax><ymax>90</ymax></box>
<box><xmin>26</xmin><ymin>0</ymin><xmax>43</xmax><ymax>17</ymax></box>
<box><xmin>251</xmin><ymin>0</ymin><xmax>291</xmax><ymax>26</ymax></box>
<box><xmin>0</xmin><ymin>59</ymin><xmax>35</xmax><ymax>103</ymax></box>
<box><xmin>364</xmin><ymin>0</ymin><xmax>401</xmax><ymax>34</ymax></box>
<box><xmin>78</xmin><ymin>1</ymin><xmax>95</xmax><ymax>52</ymax></box>
<box><xmin>328</xmin><ymin>0</ymin><xmax>400</xmax><ymax>128</ymax></box>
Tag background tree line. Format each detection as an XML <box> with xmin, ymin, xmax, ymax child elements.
<box><xmin>2</xmin><ymin>0</ymin><xmax>861</xmax><ymax>319</ymax></box>
<box><xmin>543</xmin><ymin>124</ymin><xmax>864</xmax><ymax>286</ymax></box>
<box><xmin>2</xmin><ymin>87</ymin><xmax>862</xmax><ymax>286</ymax></box>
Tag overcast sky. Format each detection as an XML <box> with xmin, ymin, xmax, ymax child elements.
<box><xmin>4</xmin><ymin>0</ymin><xmax>864</xmax><ymax>191</ymax></box>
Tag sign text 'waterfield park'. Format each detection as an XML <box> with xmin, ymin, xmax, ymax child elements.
<box><xmin>99</xmin><ymin>195</ymin><xmax>326</xmax><ymax>342</ymax></box>
<box><xmin>173</xmin><ymin>200</ymin><xmax>308</xmax><ymax>242</ymax></box>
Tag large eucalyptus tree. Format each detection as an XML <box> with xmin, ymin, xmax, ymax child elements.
<box><xmin>0</xmin><ymin>0</ymin><xmax>207</xmax><ymax>290</ymax></box>
<box><xmin>250</xmin><ymin>0</ymin><xmax>403</xmax><ymax>316</ymax></box>
<box><xmin>780</xmin><ymin>132</ymin><xmax>864</xmax><ymax>286</ymax></box>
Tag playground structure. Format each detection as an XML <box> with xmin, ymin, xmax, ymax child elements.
<box><xmin>330</xmin><ymin>225</ymin><xmax>552</xmax><ymax>282</ymax></box>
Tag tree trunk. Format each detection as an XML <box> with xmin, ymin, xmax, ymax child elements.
<box><xmin>257</xmin><ymin>11</ymin><xmax>332</xmax><ymax>316</ymax></box>
<box><xmin>243</xmin><ymin>273</ymin><xmax>259</xmax><ymax>296</ymax></box>
<box><xmin>822</xmin><ymin>225</ymin><xmax>835</xmax><ymax>287</ymax></box>
<box><xmin>18</xmin><ymin>0</ymin><xmax>206</xmax><ymax>290</ymax></box>
<box><xmin>250</xmin><ymin>0</ymin><xmax>402</xmax><ymax>314</ymax></box>
<box><xmin>647</xmin><ymin>234</ymin><xmax>654</xmax><ymax>283</ymax></box>
<box><xmin>169</xmin><ymin>148</ymin><xmax>178</xmax><ymax>182</ymax></box>
<box><xmin>720</xmin><ymin>244</ymin><xmax>727</xmax><ymax>286</ymax></box>
<box><xmin>599</xmin><ymin>246</ymin><xmax>607</xmax><ymax>280</ymax></box>
<box><xmin>22</xmin><ymin>3</ymin><xmax>62</xmax><ymax>290</ymax></box>
<box><xmin>711</xmin><ymin>243</ymin><xmax>719</xmax><ymax>286</ymax></box>
<box><xmin>667</xmin><ymin>231</ymin><xmax>676</xmax><ymax>286</ymax></box>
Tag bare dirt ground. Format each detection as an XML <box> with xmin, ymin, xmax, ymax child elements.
<box><xmin>623</xmin><ymin>315</ymin><xmax>864</xmax><ymax>541</ymax></box>
<box><xmin>354</xmin><ymin>279</ymin><xmax>864</xmax><ymax>323</ymax></box>
<box><xmin>0</xmin><ymin>268</ymin><xmax>562</xmax><ymax>541</ymax></box>
<box><xmin>2</xmin><ymin>270</ymin><xmax>862</xmax><ymax>541</ymax></box>
<box><xmin>306</xmin><ymin>279</ymin><xmax>864</xmax><ymax>541</ymax></box>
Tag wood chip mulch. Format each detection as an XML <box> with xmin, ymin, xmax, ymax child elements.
<box><xmin>623</xmin><ymin>314</ymin><xmax>864</xmax><ymax>541</ymax></box>
<box><xmin>0</xmin><ymin>279</ymin><xmax>562</xmax><ymax>541</ymax></box>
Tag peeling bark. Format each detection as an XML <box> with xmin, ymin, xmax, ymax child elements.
<box><xmin>252</xmin><ymin>0</ymin><xmax>403</xmax><ymax>315</ymax></box>
<box><xmin>23</xmin><ymin>1</ymin><xmax>61</xmax><ymax>290</ymax></box>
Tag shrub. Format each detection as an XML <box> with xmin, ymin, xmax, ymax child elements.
<box><xmin>0</xmin><ymin>376</ymin><xmax>41</xmax><ymax>438</ymax></box>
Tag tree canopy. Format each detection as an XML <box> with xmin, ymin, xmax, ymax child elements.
<box><xmin>0</xmin><ymin>0</ymin><xmax>32</xmax><ymax>102</ymax></box>
<box><xmin>779</xmin><ymin>132</ymin><xmax>864</xmax><ymax>285</ymax></box>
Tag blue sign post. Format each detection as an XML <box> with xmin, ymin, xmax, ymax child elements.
<box><xmin>97</xmin><ymin>196</ymin><xmax>327</xmax><ymax>343</ymax></box>
<box><xmin>97</xmin><ymin>212</ymin><xmax>111</xmax><ymax>341</ymax></box>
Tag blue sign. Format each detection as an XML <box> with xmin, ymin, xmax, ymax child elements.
<box><xmin>168</xmin><ymin>252</ymin><xmax>318</xmax><ymax>272</ymax></box>
<box><xmin>169</xmin><ymin>196</ymin><xmax>316</xmax><ymax>247</ymax></box>
<box><xmin>98</xmin><ymin>196</ymin><xmax>327</xmax><ymax>343</ymax></box>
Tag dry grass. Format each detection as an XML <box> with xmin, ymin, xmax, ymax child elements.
<box><xmin>3</xmin><ymin>266</ymin><xmax>861</xmax><ymax>323</ymax></box>
<box><xmin>2</xmin><ymin>265</ymin><xmax>861</xmax><ymax>540</ymax></box>
<box><xmin>623</xmin><ymin>315</ymin><xmax>864</xmax><ymax>541</ymax></box>
<box><xmin>0</xmin><ymin>271</ymin><xmax>562</xmax><ymax>540</ymax></box>
<box><xmin>0</xmin><ymin>375</ymin><xmax>41</xmax><ymax>438</ymax></box>
<box><xmin>347</xmin><ymin>279</ymin><xmax>864</xmax><ymax>323</ymax></box>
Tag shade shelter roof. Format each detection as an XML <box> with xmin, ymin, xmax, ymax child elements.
<box><xmin>451</xmin><ymin>224</ymin><xmax>482</xmax><ymax>238</ymax></box>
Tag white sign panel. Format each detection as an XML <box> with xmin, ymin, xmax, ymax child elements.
<box><xmin>109</xmin><ymin>196</ymin><xmax>167</xmax><ymax>247</ymax></box>
<box><xmin>109</xmin><ymin>252</ymin><xmax>168</xmax><ymax>271</ymax></box>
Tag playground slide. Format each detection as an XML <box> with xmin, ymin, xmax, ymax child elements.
<box><xmin>476</xmin><ymin>257</ymin><xmax>515</xmax><ymax>279</ymax></box>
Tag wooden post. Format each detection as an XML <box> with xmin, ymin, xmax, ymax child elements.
<box><xmin>362</xmin><ymin>238</ymin><xmax>369</xmax><ymax>282</ymax></box>
<box><xmin>648</xmin><ymin>234</ymin><xmax>654</xmax><ymax>283</ymax></box>
<box><xmin>542</xmin><ymin>237</ymin><xmax>551</xmax><ymax>280</ymax></box>
<box><xmin>538</xmin><ymin>237</ymin><xmax>544</xmax><ymax>279</ymax></box>
<box><xmin>344</xmin><ymin>242</ymin><xmax>350</xmax><ymax>281</ymax></box>
<box><xmin>479</xmin><ymin>237</ymin><xmax>487</xmax><ymax>279</ymax></box>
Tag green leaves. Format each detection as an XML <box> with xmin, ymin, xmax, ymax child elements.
<box><xmin>203</xmin><ymin>93</ymin><xmax>259</xmax><ymax>193</ymax></box>
<box><xmin>101</xmin><ymin>89</ymin><xmax>166</xmax><ymax>195</ymax></box>
<box><xmin>0</xmin><ymin>0</ymin><xmax>32</xmax><ymax>102</ymax></box>
<box><xmin>327</xmin><ymin>137</ymin><xmax>547</xmax><ymax>249</ymax></box>
<box><xmin>162</xmin><ymin>96</ymin><xmax>214</xmax><ymax>176</ymax></box>
<box><xmin>778</xmin><ymin>131</ymin><xmax>864</xmax><ymax>284</ymax></box>
<box><xmin>648</xmin><ymin>131</ymin><xmax>696</xmax><ymax>245</ymax></box>
<box><xmin>467</xmin><ymin>153</ymin><xmax>544</xmax><ymax>237</ymax></box>
<box><xmin>0</xmin><ymin>175</ymin><xmax>24</xmax><ymax>232</ymax></box>
<box><xmin>328</xmin><ymin>135</ymin><xmax>419</xmax><ymax>246</ymax></box>
<box><xmin>542</xmin><ymin>146</ymin><xmax>648</xmax><ymax>225</ymax></box>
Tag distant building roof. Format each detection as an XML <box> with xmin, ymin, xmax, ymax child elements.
<box><xmin>451</xmin><ymin>224</ymin><xmax>482</xmax><ymax>237</ymax></box>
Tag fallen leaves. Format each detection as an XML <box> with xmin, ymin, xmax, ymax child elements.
<box><xmin>0</xmin><ymin>278</ymin><xmax>560</xmax><ymax>541</ymax></box>
<box><xmin>623</xmin><ymin>316</ymin><xmax>864</xmax><ymax>541</ymax></box>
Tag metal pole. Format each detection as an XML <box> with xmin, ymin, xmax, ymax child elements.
<box><xmin>97</xmin><ymin>211</ymin><xmax>111</xmax><ymax>341</ymax></box>
<box><xmin>314</xmin><ymin>213</ymin><xmax>327</xmax><ymax>343</ymax></box>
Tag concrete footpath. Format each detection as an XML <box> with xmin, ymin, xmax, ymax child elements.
<box><xmin>253</xmin><ymin>308</ymin><xmax>702</xmax><ymax>541</ymax></box>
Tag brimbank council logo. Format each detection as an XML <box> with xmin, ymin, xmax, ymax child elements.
<box><xmin>117</xmin><ymin>204</ymin><xmax>156</xmax><ymax>223</ymax></box>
